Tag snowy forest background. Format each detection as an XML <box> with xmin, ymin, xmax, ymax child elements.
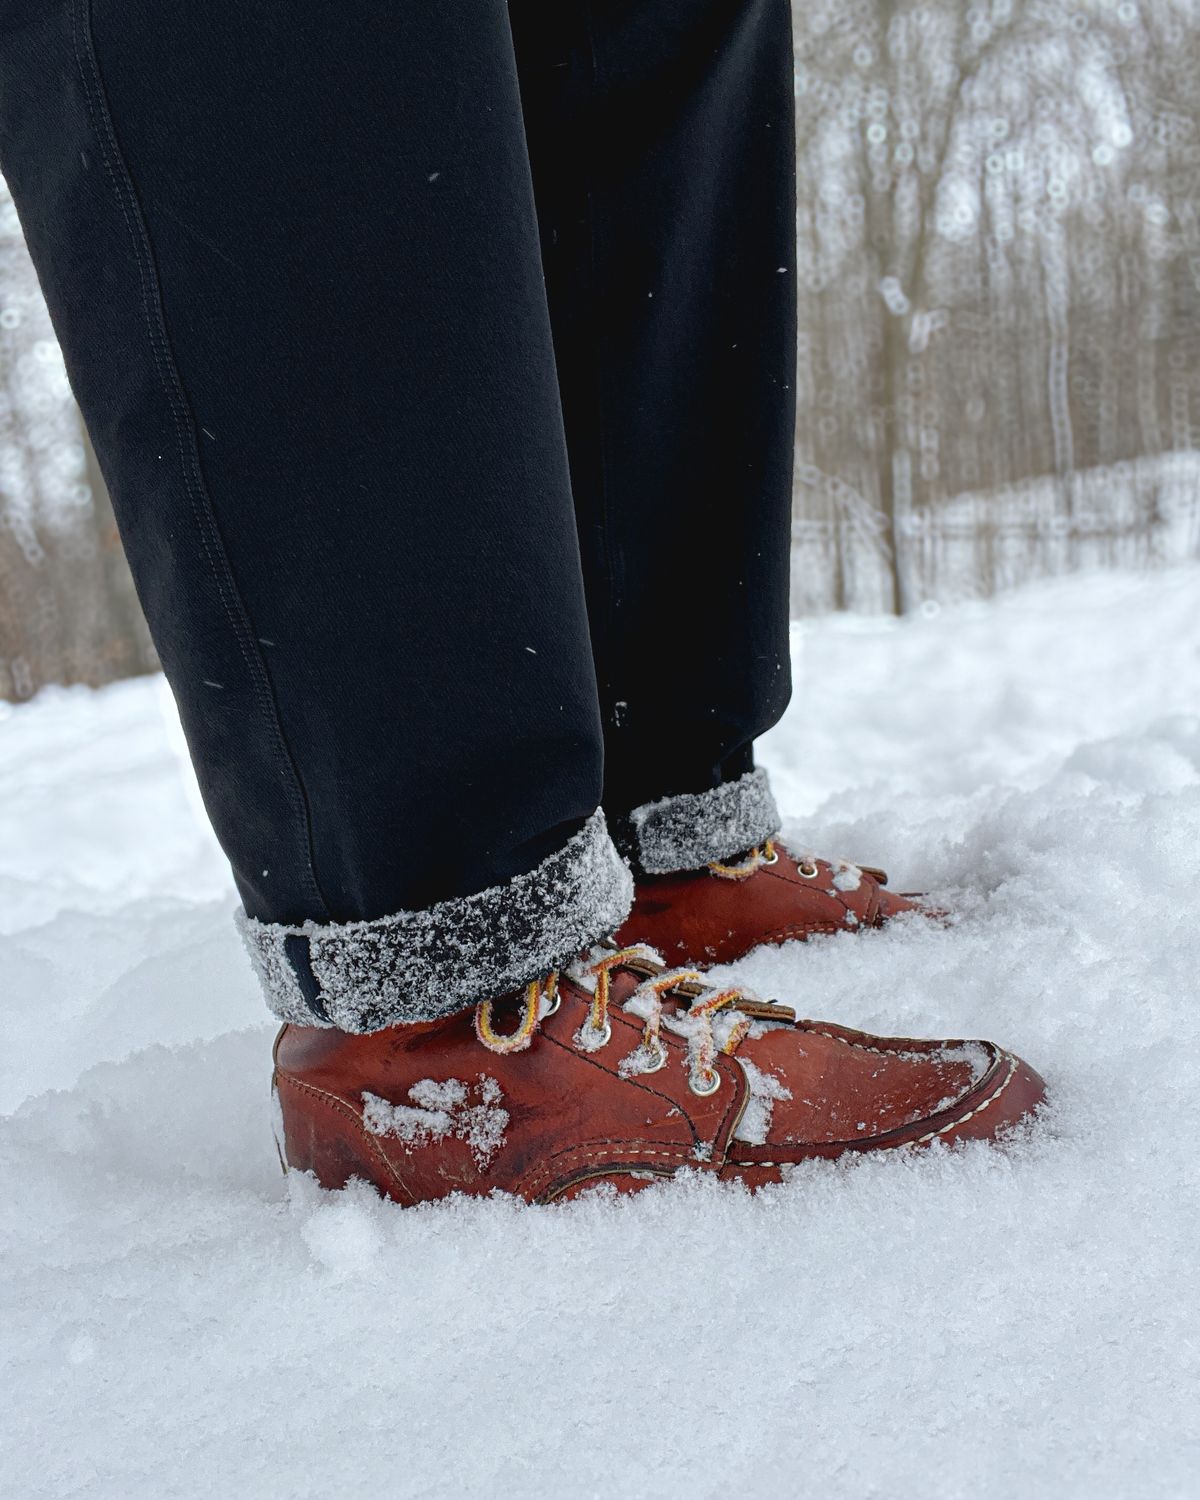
<box><xmin>3</xmin><ymin>0</ymin><xmax>1200</xmax><ymax>699</ymax></box>
<box><xmin>4</xmin><ymin>8</ymin><xmax>1200</xmax><ymax>1490</ymax></box>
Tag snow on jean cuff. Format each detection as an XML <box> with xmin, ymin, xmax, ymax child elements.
<box><xmin>625</xmin><ymin>767</ymin><xmax>782</xmax><ymax>875</ymax></box>
<box><xmin>237</xmin><ymin>809</ymin><xmax>633</xmax><ymax>1032</ymax></box>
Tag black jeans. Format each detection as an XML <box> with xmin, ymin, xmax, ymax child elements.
<box><xmin>0</xmin><ymin>0</ymin><xmax>797</xmax><ymax>1029</ymax></box>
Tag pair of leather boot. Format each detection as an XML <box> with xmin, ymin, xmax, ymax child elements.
<box><xmin>274</xmin><ymin>842</ymin><xmax>1044</xmax><ymax>1204</ymax></box>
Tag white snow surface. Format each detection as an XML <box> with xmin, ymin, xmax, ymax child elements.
<box><xmin>2</xmin><ymin>567</ymin><xmax>1199</xmax><ymax>1498</ymax></box>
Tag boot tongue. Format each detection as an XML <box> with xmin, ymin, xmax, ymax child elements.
<box><xmin>604</xmin><ymin>965</ymin><xmax>653</xmax><ymax>1007</ymax></box>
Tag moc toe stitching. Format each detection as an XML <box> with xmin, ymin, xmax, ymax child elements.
<box><xmin>726</xmin><ymin>1041</ymin><xmax>1038</xmax><ymax>1166</ymax></box>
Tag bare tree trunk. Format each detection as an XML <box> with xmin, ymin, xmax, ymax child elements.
<box><xmin>5</xmin><ymin>0</ymin><xmax>1200</xmax><ymax>704</ymax></box>
<box><xmin>790</xmin><ymin>0</ymin><xmax>1200</xmax><ymax>615</ymax></box>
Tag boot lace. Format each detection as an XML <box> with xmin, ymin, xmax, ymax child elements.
<box><xmin>708</xmin><ymin>839</ymin><xmax>822</xmax><ymax>880</ymax></box>
<box><xmin>707</xmin><ymin>838</ymin><xmax>778</xmax><ymax>880</ymax></box>
<box><xmin>473</xmin><ymin>944</ymin><xmax>794</xmax><ymax>1097</ymax></box>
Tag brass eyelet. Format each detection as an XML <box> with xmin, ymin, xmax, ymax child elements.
<box><xmin>688</xmin><ymin>1067</ymin><xmax>721</xmax><ymax>1097</ymax></box>
<box><xmin>642</xmin><ymin>1038</ymin><xmax>669</xmax><ymax>1073</ymax></box>
<box><xmin>798</xmin><ymin>860</ymin><xmax>819</xmax><ymax>878</ymax></box>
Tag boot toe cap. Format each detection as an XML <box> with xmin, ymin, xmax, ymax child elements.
<box><xmin>908</xmin><ymin>1047</ymin><xmax>1046</xmax><ymax>1147</ymax></box>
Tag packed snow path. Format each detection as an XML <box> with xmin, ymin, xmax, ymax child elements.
<box><xmin>2</xmin><ymin>569</ymin><xmax>1198</xmax><ymax>1499</ymax></box>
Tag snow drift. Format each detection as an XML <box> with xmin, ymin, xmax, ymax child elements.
<box><xmin>2</xmin><ymin>568</ymin><xmax>1198</xmax><ymax>1498</ymax></box>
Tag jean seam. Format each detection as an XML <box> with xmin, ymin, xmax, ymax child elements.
<box><xmin>70</xmin><ymin>0</ymin><xmax>333</xmax><ymax>920</ymax></box>
<box><xmin>580</xmin><ymin>6</ymin><xmax>620</xmax><ymax>734</ymax></box>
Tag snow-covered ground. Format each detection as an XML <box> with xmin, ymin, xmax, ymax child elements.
<box><xmin>2</xmin><ymin>568</ymin><xmax>1198</xmax><ymax>1498</ymax></box>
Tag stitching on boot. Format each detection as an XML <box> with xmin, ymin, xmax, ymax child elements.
<box><xmin>797</xmin><ymin>1029</ymin><xmax>999</xmax><ymax>1064</ymax></box>
<box><xmin>238</xmin><ymin>810</ymin><xmax>633</xmax><ymax>1031</ymax></box>
<box><xmin>759</xmin><ymin>921</ymin><xmax>845</xmax><ymax>945</ymax></box>
<box><xmin>70</xmin><ymin>0</ymin><xmax>333</xmax><ymax>920</ymax></box>
<box><xmin>763</xmin><ymin>860</ymin><xmax>865</xmax><ymax>924</ymax></box>
<box><xmin>624</xmin><ymin>768</ymin><xmax>781</xmax><ymax>875</ymax></box>
<box><xmin>911</xmin><ymin>1052</ymin><xmax>1018</xmax><ymax>1141</ymax></box>
<box><xmin>524</xmin><ymin>1142</ymin><xmax>705</xmax><ymax>1199</ymax></box>
<box><xmin>540</xmin><ymin>1002</ymin><xmax>746</xmax><ymax>1157</ymax></box>
<box><xmin>540</xmin><ymin>1027</ymin><xmax>708</xmax><ymax>1145</ymax></box>
<box><xmin>537</xmin><ymin>1165</ymin><xmax>679</xmax><ymax>1203</ymax></box>
<box><xmin>525</xmin><ymin>1052</ymin><xmax>754</xmax><ymax>1197</ymax></box>
<box><xmin>763</xmin><ymin>858</ymin><xmax>891</xmax><ymax>931</ymax></box>
<box><xmin>726</xmin><ymin>1051</ymin><xmax>1020</xmax><ymax>1163</ymax></box>
<box><xmin>275</xmin><ymin>1072</ymin><xmax>410</xmax><ymax>1196</ymax></box>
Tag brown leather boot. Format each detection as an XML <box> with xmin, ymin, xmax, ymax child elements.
<box><xmin>274</xmin><ymin>943</ymin><xmax>1044</xmax><ymax>1205</ymax></box>
<box><xmin>614</xmin><ymin>839</ymin><xmax>933</xmax><ymax>968</ymax></box>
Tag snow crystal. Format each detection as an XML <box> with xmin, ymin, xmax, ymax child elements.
<box><xmin>361</xmin><ymin>1090</ymin><xmax>456</xmax><ymax>1144</ymax></box>
<box><xmin>362</xmin><ymin>1076</ymin><xmax>509</xmax><ymax>1169</ymax></box>
<box><xmin>832</xmin><ymin>860</ymin><xmax>863</xmax><ymax>892</ymax></box>
<box><xmin>623</xmin><ymin>766</ymin><xmax>781</xmax><ymax>874</ymax></box>
<box><xmin>712</xmin><ymin>1008</ymin><xmax>751</xmax><ymax>1052</ymax></box>
<box><xmin>732</xmin><ymin>1059</ymin><xmax>793</xmax><ymax>1144</ymax></box>
<box><xmin>932</xmin><ymin>1042</ymin><xmax>992</xmax><ymax>1088</ymax></box>
<box><xmin>4</xmin><ymin>568</ymin><xmax>1200</xmax><ymax>1498</ymax></box>
<box><xmin>407</xmin><ymin>1077</ymin><xmax>470</xmax><ymax>1113</ymax></box>
<box><xmin>617</xmin><ymin>1042</ymin><xmax>664</xmax><ymax>1078</ymax></box>
<box><xmin>572</xmin><ymin>1019</ymin><xmax>610</xmax><ymax>1053</ymax></box>
<box><xmin>619</xmin><ymin>985</ymin><xmax>657</xmax><ymax>1025</ymax></box>
<box><xmin>477</xmin><ymin>1076</ymin><xmax>503</xmax><ymax>1106</ymax></box>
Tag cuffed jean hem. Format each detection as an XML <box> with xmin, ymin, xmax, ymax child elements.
<box><xmin>237</xmin><ymin>809</ymin><xmax>633</xmax><ymax>1033</ymax></box>
<box><xmin>615</xmin><ymin>767</ymin><xmax>782</xmax><ymax>876</ymax></box>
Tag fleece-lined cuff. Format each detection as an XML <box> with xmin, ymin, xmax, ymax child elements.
<box><xmin>237</xmin><ymin>809</ymin><xmax>633</xmax><ymax>1033</ymax></box>
<box><xmin>621</xmin><ymin>767</ymin><xmax>781</xmax><ymax>875</ymax></box>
